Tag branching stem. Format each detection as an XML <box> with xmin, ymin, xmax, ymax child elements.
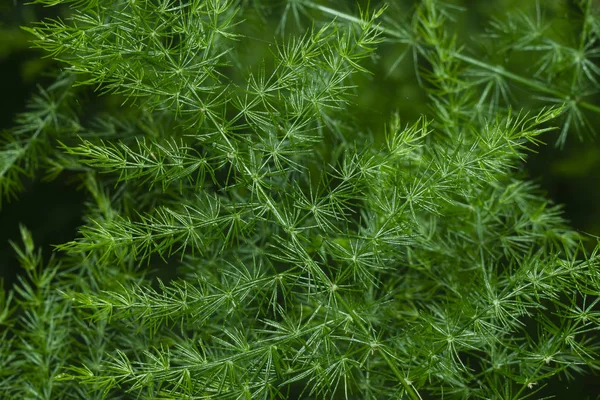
<box><xmin>334</xmin><ymin>292</ymin><xmax>421</xmax><ymax>400</ymax></box>
<box><xmin>300</xmin><ymin>0</ymin><xmax>600</xmax><ymax>115</ymax></box>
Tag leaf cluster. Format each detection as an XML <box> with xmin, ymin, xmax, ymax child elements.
<box><xmin>1</xmin><ymin>1</ymin><xmax>600</xmax><ymax>399</ymax></box>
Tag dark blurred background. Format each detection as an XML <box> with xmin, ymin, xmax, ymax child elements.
<box><xmin>0</xmin><ymin>0</ymin><xmax>85</xmax><ymax>292</ymax></box>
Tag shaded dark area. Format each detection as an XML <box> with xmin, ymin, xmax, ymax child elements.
<box><xmin>0</xmin><ymin>51</ymin><xmax>37</xmax><ymax>130</ymax></box>
<box><xmin>0</xmin><ymin>176</ymin><xmax>86</xmax><ymax>289</ymax></box>
<box><xmin>0</xmin><ymin>2</ymin><xmax>83</xmax><ymax>289</ymax></box>
<box><xmin>527</xmin><ymin>138</ymin><xmax>600</xmax><ymax>245</ymax></box>
<box><xmin>539</xmin><ymin>375</ymin><xmax>600</xmax><ymax>400</ymax></box>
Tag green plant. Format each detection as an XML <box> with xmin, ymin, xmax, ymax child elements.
<box><xmin>1</xmin><ymin>0</ymin><xmax>600</xmax><ymax>399</ymax></box>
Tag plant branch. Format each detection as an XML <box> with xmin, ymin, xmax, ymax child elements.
<box><xmin>300</xmin><ymin>0</ymin><xmax>600</xmax><ymax>115</ymax></box>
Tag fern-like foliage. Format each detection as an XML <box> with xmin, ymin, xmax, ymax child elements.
<box><xmin>1</xmin><ymin>0</ymin><xmax>600</xmax><ymax>399</ymax></box>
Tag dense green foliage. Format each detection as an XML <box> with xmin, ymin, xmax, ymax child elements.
<box><xmin>1</xmin><ymin>0</ymin><xmax>600</xmax><ymax>398</ymax></box>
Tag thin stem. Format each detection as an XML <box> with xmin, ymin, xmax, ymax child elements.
<box><xmin>300</xmin><ymin>0</ymin><xmax>600</xmax><ymax>115</ymax></box>
<box><xmin>454</xmin><ymin>53</ymin><xmax>600</xmax><ymax>114</ymax></box>
<box><xmin>304</xmin><ymin>1</ymin><xmax>364</xmax><ymax>24</ymax></box>
<box><xmin>578</xmin><ymin>97</ymin><xmax>600</xmax><ymax>114</ymax></box>
<box><xmin>334</xmin><ymin>292</ymin><xmax>421</xmax><ymax>400</ymax></box>
<box><xmin>453</xmin><ymin>53</ymin><xmax>564</xmax><ymax>99</ymax></box>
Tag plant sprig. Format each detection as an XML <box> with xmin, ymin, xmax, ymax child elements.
<box><xmin>1</xmin><ymin>0</ymin><xmax>600</xmax><ymax>399</ymax></box>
